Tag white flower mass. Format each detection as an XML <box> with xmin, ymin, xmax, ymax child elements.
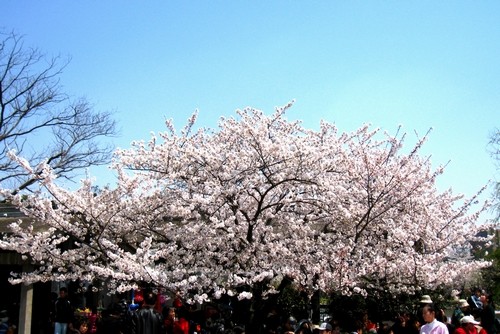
<box><xmin>0</xmin><ymin>104</ymin><xmax>494</xmax><ymax>300</ymax></box>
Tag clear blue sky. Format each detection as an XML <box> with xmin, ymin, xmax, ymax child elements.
<box><xmin>2</xmin><ymin>1</ymin><xmax>499</xmax><ymax>221</ymax></box>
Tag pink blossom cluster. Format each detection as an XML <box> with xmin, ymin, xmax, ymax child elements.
<box><xmin>0</xmin><ymin>103</ymin><xmax>494</xmax><ymax>302</ymax></box>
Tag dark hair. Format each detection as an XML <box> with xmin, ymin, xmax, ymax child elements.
<box><xmin>59</xmin><ymin>287</ymin><xmax>68</xmax><ymax>293</ymax></box>
<box><xmin>435</xmin><ymin>308</ymin><xmax>447</xmax><ymax>323</ymax></box>
<box><xmin>422</xmin><ymin>303</ymin><xmax>437</xmax><ymax>314</ymax></box>
<box><xmin>483</xmin><ymin>293</ymin><xmax>495</xmax><ymax>308</ymax></box>
<box><xmin>144</xmin><ymin>291</ymin><xmax>157</xmax><ymax>306</ymax></box>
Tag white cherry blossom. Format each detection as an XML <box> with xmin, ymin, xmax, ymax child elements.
<box><xmin>0</xmin><ymin>103</ymin><xmax>494</xmax><ymax>301</ymax></box>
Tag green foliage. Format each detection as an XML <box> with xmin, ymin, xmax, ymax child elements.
<box><xmin>482</xmin><ymin>237</ymin><xmax>500</xmax><ymax>298</ymax></box>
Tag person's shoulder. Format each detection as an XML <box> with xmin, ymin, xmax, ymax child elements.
<box><xmin>137</xmin><ymin>307</ymin><xmax>160</xmax><ymax>316</ymax></box>
<box><xmin>437</xmin><ymin>322</ymin><xmax>450</xmax><ymax>334</ymax></box>
<box><xmin>437</xmin><ymin>321</ymin><xmax>448</xmax><ymax>329</ymax></box>
<box><xmin>453</xmin><ymin>327</ymin><xmax>466</xmax><ymax>334</ymax></box>
<box><xmin>137</xmin><ymin>308</ymin><xmax>148</xmax><ymax>315</ymax></box>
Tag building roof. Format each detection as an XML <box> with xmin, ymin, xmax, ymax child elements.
<box><xmin>0</xmin><ymin>202</ymin><xmax>34</xmax><ymax>233</ymax></box>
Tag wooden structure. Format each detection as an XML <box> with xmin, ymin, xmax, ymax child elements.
<box><xmin>0</xmin><ymin>203</ymin><xmax>51</xmax><ymax>334</ymax></box>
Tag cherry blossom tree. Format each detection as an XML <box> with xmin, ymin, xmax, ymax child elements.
<box><xmin>0</xmin><ymin>102</ymin><xmax>493</xmax><ymax>303</ymax></box>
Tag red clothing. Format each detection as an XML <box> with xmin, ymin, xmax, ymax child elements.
<box><xmin>476</xmin><ymin>327</ymin><xmax>487</xmax><ymax>334</ymax></box>
<box><xmin>366</xmin><ymin>320</ymin><xmax>377</xmax><ymax>332</ymax></box>
<box><xmin>454</xmin><ymin>326</ymin><xmax>487</xmax><ymax>334</ymax></box>
<box><xmin>454</xmin><ymin>328</ymin><xmax>468</xmax><ymax>334</ymax></box>
<box><xmin>173</xmin><ymin>318</ymin><xmax>189</xmax><ymax>334</ymax></box>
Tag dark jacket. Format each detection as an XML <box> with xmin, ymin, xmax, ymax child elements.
<box><xmin>53</xmin><ymin>297</ymin><xmax>73</xmax><ymax>323</ymax></box>
<box><xmin>131</xmin><ymin>306</ymin><xmax>163</xmax><ymax>334</ymax></box>
<box><xmin>481</xmin><ymin>304</ymin><xmax>496</xmax><ymax>334</ymax></box>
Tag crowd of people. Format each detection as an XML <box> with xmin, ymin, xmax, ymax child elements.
<box><xmin>382</xmin><ymin>293</ymin><xmax>498</xmax><ymax>334</ymax></box>
<box><xmin>44</xmin><ymin>287</ymin><xmax>499</xmax><ymax>334</ymax></box>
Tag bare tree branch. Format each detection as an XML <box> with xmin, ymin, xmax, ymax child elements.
<box><xmin>0</xmin><ymin>30</ymin><xmax>117</xmax><ymax>193</ymax></box>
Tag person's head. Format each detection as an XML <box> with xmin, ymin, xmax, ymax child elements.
<box><xmin>78</xmin><ymin>321</ymin><xmax>89</xmax><ymax>334</ymax></box>
<box><xmin>349</xmin><ymin>320</ymin><xmax>365</xmax><ymax>334</ymax></box>
<box><xmin>422</xmin><ymin>304</ymin><xmax>437</xmax><ymax>324</ymax></box>
<box><xmin>143</xmin><ymin>291</ymin><xmax>157</xmax><ymax>306</ymax></box>
<box><xmin>284</xmin><ymin>316</ymin><xmax>297</xmax><ymax>330</ymax></box>
<box><xmin>435</xmin><ymin>308</ymin><xmax>447</xmax><ymax>323</ymax></box>
<box><xmin>133</xmin><ymin>293</ymin><xmax>144</xmax><ymax>307</ymax></box>
<box><xmin>165</xmin><ymin>307</ymin><xmax>175</xmax><ymax>319</ymax></box>
<box><xmin>398</xmin><ymin>312</ymin><xmax>410</xmax><ymax>323</ymax></box>
<box><xmin>458</xmin><ymin>299</ymin><xmax>469</xmax><ymax>310</ymax></box>
<box><xmin>480</xmin><ymin>294</ymin><xmax>491</xmax><ymax>305</ymax></box>
<box><xmin>318</xmin><ymin>322</ymin><xmax>333</xmax><ymax>334</ymax></box>
<box><xmin>460</xmin><ymin>315</ymin><xmax>479</xmax><ymax>331</ymax></box>
<box><xmin>407</xmin><ymin>316</ymin><xmax>420</xmax><ymax>330</ymax></box>
<box><xmin>59</xmin><ymin>287</ymin><xmax>68</xmax><ymax>299</ymax></box>
<box><xmin>295</xmin><ymin>319</ymin><xmax>312</xmax><ymax>334</ymax></box>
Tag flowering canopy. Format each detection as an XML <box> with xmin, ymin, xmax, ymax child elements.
<box><xmin>0</xmin><ymin>103</ymin><xmax>493</xmax><ymax>302</ymax></box>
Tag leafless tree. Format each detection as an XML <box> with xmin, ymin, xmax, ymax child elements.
<box><xmin>0</xmin><ymin>31</ymin><xmax>117</xmax><ymax>193</ymax></box>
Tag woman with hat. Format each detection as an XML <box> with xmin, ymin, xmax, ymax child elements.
<box><xmin>419</xmin><ymin>304</ymin><xmax>449</xmax><ymax>334</ymax></box>
<box><xmin>452</xmin><ymin>300</ymin><xmax>471</xmax><ymax>329</ymax></box>
<box><xmin>420</xmin><ymin>296</ymin><xmax>433</xmax><ymax>305</ymax></box>
<box><xmin>417</xmin><ymin>295</ymin><xmax>434</xmax><ymax>326</ymax></box>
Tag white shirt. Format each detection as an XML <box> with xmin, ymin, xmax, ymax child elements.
<box><xmin>420</xmin><ymin>319</ymin><xmax>449</xmax><ymax>334</ymax></box>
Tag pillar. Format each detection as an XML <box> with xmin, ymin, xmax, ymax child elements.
<box><xmin>18</xmin><ymin>269</ymin><xmax>33</xmax><ymax>334</ymax></box>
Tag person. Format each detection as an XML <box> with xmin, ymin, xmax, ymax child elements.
<box><xmin>318</xmin><ymin>322</ymin><xmax>333</xmax><ymax>333</ymax></box>
<box><xmin>295</xmin><ymin>319</ymin><xmax>313</xmax><ymax>334</ymax></box>
<box><xmin>162</xmin><ymin>307</ymin><xmax>176</xmax><ymax>334</ymax></box>
<box><xmin>452</xmin><ymin>300</ymin><xmax>470</xmax><ymax>329</ymax></box>
<box><xmin>330</xmin><ymin>319</ymin><xmax>341</xmax><ymax>334</ymax></box>
<box><xmin>363</xmin><ymin>312</ymin><xmax>377</xmax><ymax>334</ymax></box>
<box><xmin>418</xmin><ymin>296</ymin><xmax>434</xmax><ymax>325</ymax></box>
<box><xmin>0</xmin><ymin>310</ymin><xmax>10</xmax><ymax>334</ymax></box>
<box><xmin>378</xmin><ymin>321</ymin><xmax>392</xmax><ymax>334</ymax></box>
<box><xmin>172</xmin><ymin>307</ymin><xmax>189</xmax><ymax>334</ymax></box>
<box><xmin>130</xmin><ymin>291</ymin><xmax>163</xmax><ymax>334</ymax></box>
<box><xmin>453</xmin><ymin>315</ymin><xmax>483</xmax><ymax>334</ymax></box>
<box><xmin>436</xmin><ymin>308</ymin><xmax>455</xmax><ymax>334</ymax></box>
<box><xmin>53</xmin><ymin>287</ymin><xmax>74</xmax><ymax>334</ymax></box>
<box><xmin>100</xmin><ymin>295</ymin><xmax>128</xmax><ymax>334</ymax></box>
<box><xmin>278</xmin><ymin>316</ymin><xmax>297</xmax><ymax>334</ymax></box>
<box><xmin>419</xmin><ymin>304</ymin><xmax>449</xmax><ymax>334</ymax></box>
<box><xmin>348</xmin><ymin>319</ymin><xmax>365</xmax><ymax>334</ymax></box>
<box><xmin>406</xmin><ymin>315</ymin><xmax>421</xmax><ymax>334</ymax></box>
<box><xmin>479</xmin><ymin>294</ymin><xmax>496</xmax><ymax>334</ymax></box>
<box><xmin>70</xmin><ymin>321</ymin><xmax>89</xmax><ymax>334</ymax></box>
<box><xmin>469</xmin><ymin>290</ymin><xmax>483</xmax><ymax>311</ymax></box>
<box><xmin>392</xmin><ymin>312</ymin><xmax>412</xmax><ymax>334</ymax></box>
<box><xmin>191</xmin><ymin>303</ymin><xmax>221</xmax><ymax>333</ymax></box>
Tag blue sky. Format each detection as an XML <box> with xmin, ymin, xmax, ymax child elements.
<box><xmin>2</xmin><ymin>1</ymin><xmax>499</xmax><ymax>221</ymax></box>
